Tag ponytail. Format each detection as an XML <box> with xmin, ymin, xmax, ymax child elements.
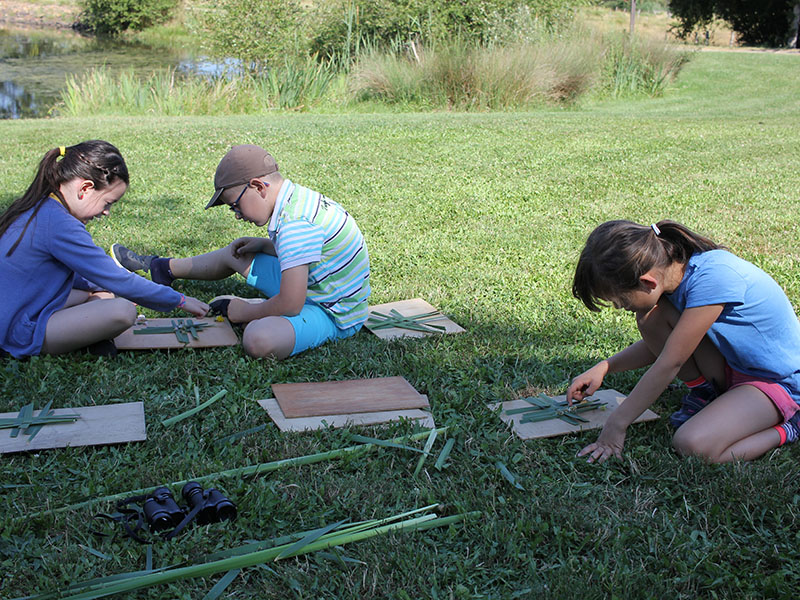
<box><xmin>572</xmin><ymin>219</ymin><xmax>721</xmax><ymax>312</ymax></box>
<box><xmin>0</xmin><ymin>140</ymin><xmax>129</xmax><ymax>256</ymax></box>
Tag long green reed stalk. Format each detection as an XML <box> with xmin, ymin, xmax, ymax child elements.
<box><xmin>27</xmin><ymin>505</ymin><xmax>479</xmax><ymax>600</ymax></box>
<box><xmin>27</xmin><ymin>428</ymin><xmax>445</xmax><ymax>519</ymax></box>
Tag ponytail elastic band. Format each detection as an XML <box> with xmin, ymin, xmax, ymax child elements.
<box><xmin>59</xmin><ymin>146</ymin><xmax>66</xmax><ymax>157</ymax></box>
<box><xmin>651</xmin><ymin>223</ymin><xmax>661</xmax><ymax>236</ymax></box>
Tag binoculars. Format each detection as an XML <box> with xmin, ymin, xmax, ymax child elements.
<box><xmin>142</xmin><ymin>482</ymin><xmax>237</xmax><ymax>533</ymax></box>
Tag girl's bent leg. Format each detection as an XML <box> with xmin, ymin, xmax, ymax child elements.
<box><xmin>41</xmin><ymin>298</ymin><xmax>136</xmax><ymax>355</ymax></box>
<box><xmin>672</xmin><ymin>385</ymin><xmax>782</xmax><ymax>463</ymax></box>
<box><xmin>637</xmin><ymin>297</ymin><xmax>726</xmax><ymax>388</ymax></box>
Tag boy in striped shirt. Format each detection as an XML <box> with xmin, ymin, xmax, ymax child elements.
<box><xmin>111</xmin><ymin>145</ymin><xmax>370</xmax><ymax>359</ymax></box>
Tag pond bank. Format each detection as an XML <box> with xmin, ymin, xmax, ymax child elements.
<box><xmin>0</xmin><ymin>1</ymin><xmax>79</xmax><ymax>30</ymax></box>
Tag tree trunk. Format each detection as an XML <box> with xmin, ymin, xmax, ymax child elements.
<box><xmin>789</xmin><ymin>3</ymin><xmax>800</xmax><ymax>49</ymax></box>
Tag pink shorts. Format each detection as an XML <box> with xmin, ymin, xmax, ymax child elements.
<box><xmin>726</xmin><ymin>366</ymin><xmax>799</xmax><ymax>423</ymax></box>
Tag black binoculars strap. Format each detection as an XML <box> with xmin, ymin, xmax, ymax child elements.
<box><xmin>115</xmin><ymin>494</ymin><xmax>152</xmax><ymax>544</ymax></box>
<box><xmin>161</xmin><ymin>500</ymin><xmax>205</xmax><ymax>540</ymax></box>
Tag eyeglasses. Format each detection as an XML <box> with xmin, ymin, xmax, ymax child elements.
<box><xmin>228</xmin><ymin>183</ymin><xmax>249</xmax><ymax>214</ymax></box>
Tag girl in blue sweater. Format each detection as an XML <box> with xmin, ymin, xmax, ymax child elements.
<box><xmin>569</xmin><ymin>220</ymin><xmax>800</xmax><ymax>464</ymax></box>
<box><xmin>0</xmin><ymin>141</ymin><xmax>208</xmax><ymax>358</ymax></box>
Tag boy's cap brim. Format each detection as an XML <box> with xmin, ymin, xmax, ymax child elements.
<box><xmin>205</xmin><ymin>145</ymin><xmax>279</xmax><ymax>209</ymax></box>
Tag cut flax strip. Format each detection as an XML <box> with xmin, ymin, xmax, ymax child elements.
<box><xmin>161</xmin><ymin>390</ymin><xmax>228</xmax><ymax>427</ymax></box>
<box><xmin>367</xmin><ymin>309</ymin><xmax>447</xmax><ymax>333</ymax></box>
<box><xmin>27</xmin><ymin>428</ymin><xmax>446</xmax><ymax>520</ymax></box>
<box><xmin>503</xmin><ymin>393</ymin><xmax>606</xmax><ymax>426</ymax></box>
<box><xmin>1</xmin><ymin>402</ymin><xmax>80</xmax><ymax>440</ymax></box>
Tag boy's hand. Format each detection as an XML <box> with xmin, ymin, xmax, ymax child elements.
<box><xmin>577</xmin><ymin>422</ymin><xmax>626</xmax><ymax>464</ymax></box>
<box><xmin>181</xmin><ymin>296</ymin><xmax>210</xmax><ymax>318</ymax></box>
<box><xmin>231</xmin><ymin>237</ymin><xmax>270</xmax><ymax>258</ymax></box>
<box><xmin>226</xmin><ymin>298</ymin><xmax>265</xmax><ymax>323</ymax></box>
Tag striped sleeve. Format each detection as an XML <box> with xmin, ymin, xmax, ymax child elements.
<box><xmin>275</xmin><ymin>219</ymin><xmax>325</xmax><ymax>271</ymax></box>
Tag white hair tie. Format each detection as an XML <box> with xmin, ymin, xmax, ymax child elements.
<box><xmin>651</xmin><ymin>223</ymin><xmax>661</xmax><ymax>236</ymax></box>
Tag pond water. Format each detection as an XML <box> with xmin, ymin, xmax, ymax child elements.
<box><xmin>0</xmin><ymin>28</ymin><xmax>230</xmax><ymax>119</ymax></box>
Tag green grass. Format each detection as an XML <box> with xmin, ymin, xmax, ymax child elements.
<box><xmin>1</xmin><ymin>50</ymin><xmax>800</xmax><ymax>599</ymax></box>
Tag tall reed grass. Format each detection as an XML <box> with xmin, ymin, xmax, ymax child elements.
<box><xmin>351</xmin><ymin>31</ymin><xmax>691</xmax><ymax>110</ymax></box>
<box><xmin>602</xmin><ymin>34</ymin><xmax>693</xmax><ymax>98</ymax></box>
<box><xmin>56</xmin><ymin>59</ymin><xmax>339</xmax><ymax>116</ymax></box>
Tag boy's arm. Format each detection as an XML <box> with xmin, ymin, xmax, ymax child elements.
<box><xmin>227</xmin><ymin>264</ymin><xmax>308</xmax><ymax>322</ymax></box>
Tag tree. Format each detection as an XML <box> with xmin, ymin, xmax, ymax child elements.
<box><xmin>669</xmin><ymin>0</ymin><xmax>798</xmax><ymax>47</ymax></box>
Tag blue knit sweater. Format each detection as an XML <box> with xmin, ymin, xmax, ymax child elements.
<box><xmin>0</xmin><ymin>197</ymin><xmax>181</xmax><ymax>357</ymax></box>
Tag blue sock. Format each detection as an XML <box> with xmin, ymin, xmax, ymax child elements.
<box><xmin>150</xmin><ymin>257</ymin><xmax>175</xmax><ymax>286</ymax></box>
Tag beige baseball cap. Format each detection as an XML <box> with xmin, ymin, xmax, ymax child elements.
<box><xmin>205</xmin><ymin>145</ymin><xmax>279</xmax><ymax>209</ymax></box>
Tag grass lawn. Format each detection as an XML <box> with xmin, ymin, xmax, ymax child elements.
<box><xmin>2</xmin><ymin>49</ymin><xmax>800</xmax><ymax>599</ymax></box>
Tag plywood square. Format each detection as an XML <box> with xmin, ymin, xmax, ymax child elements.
<box><xmin>114</xmin><ymin>317</ymin><xmax>239</xmax><ymax>350</ymax></box>
<box><xmin>365</xmin><ymin>298</ymin><xmax>465</xmax><ymax>340</ymax></box>
<box><xmin>258</xmin><ymin>398</ymin><xmax>435</xmax><ymax>432</ymax></box>
<box><xmin>489</xmin><ymin>389</ymin><xmax>659</xmax><ymax>440</ymax></box>
<box><xmin>0</xmin><ymin>401</ymin><xmax>146</xmax><ymax>454</ymax></box>
<box><xmin>272</xmin><ymin>376</ymin><xmax>429</xmax><ymax>418</ymax></box>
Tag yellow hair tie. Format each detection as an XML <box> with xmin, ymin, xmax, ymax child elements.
<box><xmin>58</xmin><ymin>146</ymin><xmax>66</xmax><ymax>157</ymax></box>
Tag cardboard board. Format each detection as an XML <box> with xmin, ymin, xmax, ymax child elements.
<box><xmin>490</xmin><ymin>389</ymin><xmax>659</xmax><ymax>440</ymax></box>
<box><xmin>365</xmin><ymin>298</ymin><xmax>465</xmax><ymax>340</ymax></box>
<box><xmin>272</xmin><ymin>376</ymin><xmax>429</xmax><ymax>418</ymax></box>
<box><xmin>114</xmin><ymin>317</ymin><xmax>239</xmax><ymax>350</ymax></box>
<box><xmin>0</xmin><ymin>401</ymin><xmax>147</xmax><ymax>454</ymax></box>
<box><xmin>258</xmin><ymin>398</ymin><xmax>435</xmax><ymax>432</ymax></box>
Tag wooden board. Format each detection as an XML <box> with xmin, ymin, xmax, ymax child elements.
<box><xmin>114</xmin><ymin>317</ymin><xmax>239</xmax><ymax>350</ymax></box>
<box><xmin>258</xmin><ymin>398</ymin><xmax>435</xmax><ymax>432</ymax></box>
<box><xmin>490</xmin><ymin>389</ymin><xmax>659</xmax><ymax>440</ymax></box>
<box><xmin>272</xmin><ymin>376</ymin><xmax>429</xmax><ymax>418</ymax></box>
<box><xmin>0</xmin><ymin>402</ymin><xmax>146</xmax><ymax>454</ymax></box>
<box><xmin>365</xmin><ymin>298</ymin><xmax>465</xmax><ymax>340</ymax></box>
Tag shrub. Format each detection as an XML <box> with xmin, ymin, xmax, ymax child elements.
<box><xmin>307</xmin><ymin>0</ymin><xmax>585</xmax><ymax>61</ymax></box>
<box><xmin>192</xmin><ymin>0</ymin><xmax>309</xmax><ymax>69</ymax></box>
<box><xmin>77</xmin><ymin>0</ymin><xmax>178</xmax><ymax>36</ymax></box>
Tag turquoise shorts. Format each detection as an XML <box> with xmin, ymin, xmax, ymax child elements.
<box><xmin>245</xmin><ymin>253</ymin><xmax>360</xmax><ymax>356</ymax></box>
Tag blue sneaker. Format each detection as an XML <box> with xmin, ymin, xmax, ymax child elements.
<box><xmin>669</xmin><ymin>380</ymin><xmax>718</xmax><ymax>428</ymax></box>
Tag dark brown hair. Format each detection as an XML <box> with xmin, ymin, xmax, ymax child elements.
<box><xmin>0</xmin><ymin>140</ymin><xmax>129</xmax><ymax>256</ymax></box>
<box><xmin>572</xmin><ymin>219</ymin><xmax>721</xmax><ymax>312</ymax></box>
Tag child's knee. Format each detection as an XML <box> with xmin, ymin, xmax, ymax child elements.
<box><xmin>109</xmin><ymin>298</ymin><xmax>137</xmax><ymax>328</ymax></box>
<box><xmin>672</xmin><ymin>427</ymin><xmax>716</xmax><ymax>461</ymax></box>
<box><xmin>242</xmin><ymin>321</ymin><xmax>292</xmax><ymax>359</ymax></box>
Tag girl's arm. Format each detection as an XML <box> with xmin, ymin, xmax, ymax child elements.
<box><xmin>579</xmin><ymin>303</ymin><xmax>724</xmax><ymax>464</ymax></box>
<box><xmin>48</xmin><ymin>211</ymin><xmax>183</xmax><ymax>312</ymax></box>
<box><xmin>567</xmin><ymin>340</ymin><xmax>657</xmax><ymax>403</ymax></box>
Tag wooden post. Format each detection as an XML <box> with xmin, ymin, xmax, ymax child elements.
<box><xmin>630</xmin><ymin>0</ymin><xmax>636</xmax><ymax>39</ymax></box>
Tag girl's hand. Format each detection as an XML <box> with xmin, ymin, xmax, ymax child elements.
<box><xmin>180</xmin><ymin>296</ymin><xmax>210</xmax><ymax>318</ymax></box>
<box><xmin>577</xmin><ymin>422</ymin><xmax>626</xmax><ymax>464</ymax></box>
<box><xmin>231</xmin><ymin>237</ymin><xmax>266</xmax><ymax>259</ymax></box>
<box><xmin>567</xmin><ymin>361</ymin><xmax>608</xmax><ymax>405</ymax></box>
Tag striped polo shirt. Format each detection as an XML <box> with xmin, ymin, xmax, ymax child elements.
<box><xmin>268</xmin><ymin>180</ymin><xmax>370</xmax><ymax>329</ymax></box>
